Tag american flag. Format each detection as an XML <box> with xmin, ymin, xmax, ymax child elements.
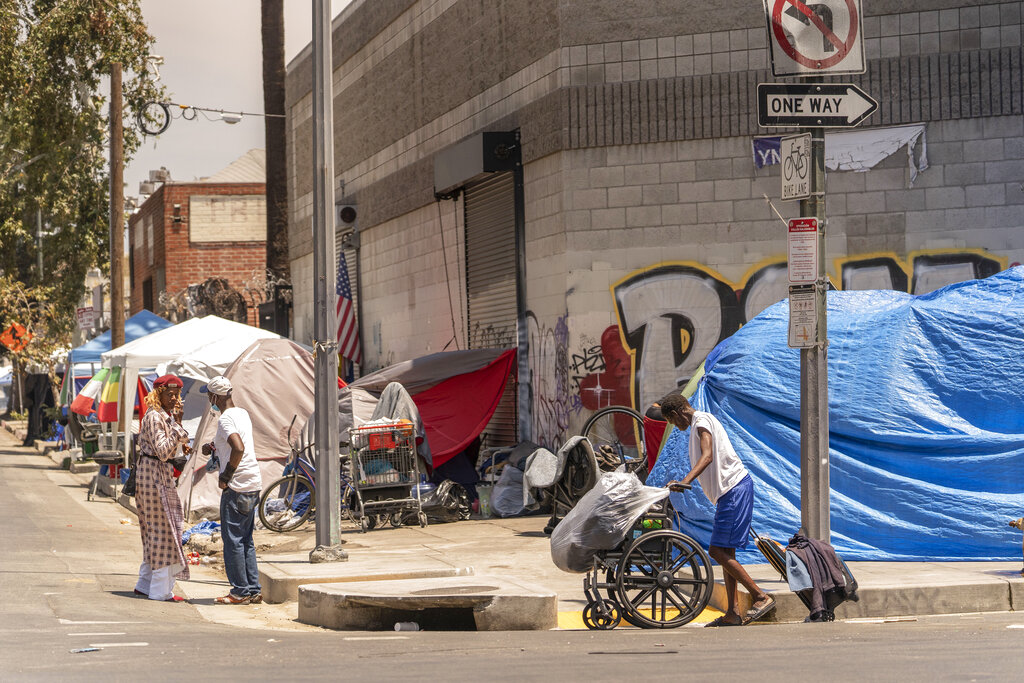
<box><xmin>336</xmin><ymin>250</ymin><xmax>362</xmax><ymax>364</ymax></box>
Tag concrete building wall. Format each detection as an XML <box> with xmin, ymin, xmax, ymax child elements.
<box><xmin>286</xmin><ymin>0</ymin><xmax>1024</xmax><ymax>447</ymax></box>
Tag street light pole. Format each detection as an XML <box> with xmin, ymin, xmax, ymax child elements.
<box><xmin>309</xmin><ymin>0</ymin><xmax>346</xmax><ymax>562</ymax></box>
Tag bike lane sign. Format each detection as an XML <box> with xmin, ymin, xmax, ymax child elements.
<box><xmin>780</xmin><ymin>133</ymin><xmax>811</xmax><ymax>200</ymax></box>
<box><xmin>763</xmin><ymin>0</ymin><xmax>865</xmax><ymax>76</ymax></box>
<box><xmin>788</xmin><ymin>217</ymin><xmax>818</xmax><ymax>284</ymax></box>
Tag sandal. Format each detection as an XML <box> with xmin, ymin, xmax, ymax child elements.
<box><xmin>705</xmin><ymin>615</ymin><xmax>743</xmax><ymax>627</ymax></box>
<box><xmin>215</xmin><ymin>594</ymin><xmax>251</xmax><ymax>605</ymax></box>
<box><xmin>165</xmin><ymin>595</ymin><xmax>186</xmax><ymax>603</ymax></box>
<box><xmin>745</xmin><ymin>595</ymin><xmax>777</xmax><ymax>623</ymax></box>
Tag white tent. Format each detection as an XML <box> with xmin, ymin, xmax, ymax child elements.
<box><xmin>102</xmin><ymin>315</ymin><xmax>278</xmax><ymax>373</ymax></box>
<box><xmin>177</xmin><ymin>337</ymin><xmax>317</xmax><ymax>518</ymax></box>
<box><xmin>100</xmin><ymin>316</ymin><xmax>280</xmax><ymax>449</ymax></box>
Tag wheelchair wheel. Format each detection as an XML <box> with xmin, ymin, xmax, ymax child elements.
<box><xmin>615</xmin><ymin>530</ymin><xmax>714</xmax><ymax>628</ymax></box>
<box><xmin>582</xmin><ymin>601</ymin><xmax>621</xmax><ymax>630</ymax></box>
<box><xmin>582</xmin><ymin>406</ymin><xmax>648</xmax><ymax>480</ymax></box>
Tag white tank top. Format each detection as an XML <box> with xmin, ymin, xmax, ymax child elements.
<box><xmin>688</xmin><ymin>411</ymin><xmax>748</xmax><ymax>504</ymax></box>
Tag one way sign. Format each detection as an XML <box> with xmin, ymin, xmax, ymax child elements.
<box><xmin>757</xmin><ymin>82</ymin><xmax>877</xmax><ymax>127</ymax></box>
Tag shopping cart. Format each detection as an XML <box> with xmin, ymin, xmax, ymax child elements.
<box><xmin>349</xmin><ymin>422</ymin><xmax>426</xmax><ymax>531</ymax></box>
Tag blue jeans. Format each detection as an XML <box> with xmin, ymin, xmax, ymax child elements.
<box><xmin>220</xmin><ymin>488</ymin><xmax>261</xmax><ymax>597</ymax></box>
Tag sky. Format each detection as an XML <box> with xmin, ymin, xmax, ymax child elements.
<box><xmin>126</xmin><ymin>0</ymin><xmax>354</xmax><ymax>195</ymax></box>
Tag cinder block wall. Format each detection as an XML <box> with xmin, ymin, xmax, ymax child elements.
<box><xmin>286</xmin><ymin>0</ymin><xmax>1023</xmax><ymax>443</ymax></box>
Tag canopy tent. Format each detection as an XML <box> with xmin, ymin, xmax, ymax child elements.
<box><xmin>649</xmin><ymin>266</ymin><xmax>1024</xmax><ymax>562</ymax></box>
<box><xmin>101</xmin><ymin>316</ymin><xmax>280</xmax><ymax>451</ymax></box>
<box><xmin>176</xmin><ymin>338</ymin><xmax>318</xmax><ymax>516</ymax></box>
<box><xmin>68</xmin><ymin>310</ymin><xmax>172</xmax><ymax>372</ymax></box>
<box><xmin>339</xmin><ymin>348</ymin><xmax>517</xmax><ymax>469</ymax></box>
<box><xmin>61</xmin><ymin>310</ymin><xmax>174</xmax><ymax>406</ymax></box>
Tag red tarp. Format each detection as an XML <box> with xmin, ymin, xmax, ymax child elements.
<box><xmin>412</xmin><ymin>349</ymin><xmax>516</xmax><ymax>468</ymax></box>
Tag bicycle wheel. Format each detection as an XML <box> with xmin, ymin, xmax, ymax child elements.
<box><xmin>259</xmin><ymin>475</ymin><xmax>315</xmax><ymax>532</ymax></box>
<box><xmin>582</xmin><ymin>406</ymin><xmax>648</xmax><ymax>479</ymax></box>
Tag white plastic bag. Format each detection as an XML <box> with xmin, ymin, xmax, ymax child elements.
<box><xmin>549</xmin><ymin>471</ymin><xmax>668</xmax><ymax>573</ymax></box>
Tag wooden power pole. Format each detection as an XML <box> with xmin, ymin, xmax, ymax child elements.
<box><xmin>109</xmin><ymin>63</ymin><xmax>125</xmax><ymax>349</ymax></box>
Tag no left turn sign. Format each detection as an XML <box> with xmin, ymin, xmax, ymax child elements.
<box><xmin>763</xmin><ymin>0</ymin><xmax>865</xmax><ymax>76</ymax></box>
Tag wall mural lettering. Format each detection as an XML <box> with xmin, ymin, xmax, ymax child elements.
<box><xmin>572</xmin><ymin>249</ymin><xmax>1008</xmax><ymax>417</ymax></box>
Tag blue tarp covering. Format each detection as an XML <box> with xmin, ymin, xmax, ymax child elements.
<box><xmin>69</xmin><ymin>310</ymin><xmax>173</xmax><ymax>370</ymax></box>
<box><xmin>650</xmin><ymin>267</ymin><xmax>1024</xmax><ymax>562</ymax></box>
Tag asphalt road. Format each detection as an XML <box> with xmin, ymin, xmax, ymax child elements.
<box><xmin>2</xmin><ymin>433</ymin><xmax>1022</xmax><ymax>681</ymax></box>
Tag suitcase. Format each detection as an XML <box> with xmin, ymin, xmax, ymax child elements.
<box><xmin>749</xmin><ymin>526</ymin><xmax>788</xmax><ymax>581</ymax></box>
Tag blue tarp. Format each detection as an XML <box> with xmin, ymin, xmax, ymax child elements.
<box><xmin>69</xmin><ymin>310</ymin><xmax>173</xmax><ymax>370</ymax></box>
<box><xmin>650</xmin><ymin>267</ymin><xmax>1024</xmax><ymax>562</ymax></box>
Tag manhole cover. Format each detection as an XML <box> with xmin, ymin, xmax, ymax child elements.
<box><xmin>410</xmin><ymin>585</ymin><xmax>500</xmax><ymax>596</ymax></box>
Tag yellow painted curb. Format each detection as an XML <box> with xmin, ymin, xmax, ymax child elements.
<box><xmin>556</xmin><ymin>605</ymin><xmax>723</xmax><ymax>630</ymax></box>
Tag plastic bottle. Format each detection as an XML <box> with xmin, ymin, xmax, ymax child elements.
<box><xmin>394</xmin><ymin>622</ymin><xmax>420</xmax><ymax>632</ymax></box>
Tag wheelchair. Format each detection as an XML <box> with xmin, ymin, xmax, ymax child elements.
<box><xmin>580</xmin><ymin>491</ymin><xmax>714</xmax><ymax>630</ymax></box>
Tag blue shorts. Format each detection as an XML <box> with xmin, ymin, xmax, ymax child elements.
<box><xmin>710</xmin><ymin>474</ymin><xmax>754</xmax><ymax>549</ymax></box>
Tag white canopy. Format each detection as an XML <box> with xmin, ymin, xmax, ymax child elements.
<box><xmin>101</xmin><ymin>315</ymin><xmax>279</xmax><ymax>375</ymax></box>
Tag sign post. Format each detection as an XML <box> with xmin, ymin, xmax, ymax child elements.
<box><xmin>761</xmin><ymin>0</ymin><xmax>872</xmax><ymax>543</ymax></box>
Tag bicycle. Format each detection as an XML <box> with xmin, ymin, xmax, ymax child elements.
<box><xmin>582</xmin><ymin>405</ymin><xmax>649</xmax><ymax>481</ymax></box>
<box><xmin>258</xmin><ymin>415</ymin><xmax>381</xmax><ymax>532</ymax></box>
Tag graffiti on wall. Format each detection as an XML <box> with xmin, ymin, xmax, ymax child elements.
<box><xmin>570</xmin><ymin>249</ymin><xmax>1008</xmax><ymax>417</ymax></box>
<box><xmin>525</xmin><ymin>312</ymin><xmax>572</xmax><ymax>449</ymax></box>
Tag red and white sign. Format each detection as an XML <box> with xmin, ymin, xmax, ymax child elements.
<box><xmin>788</xmin><ymin>218</ymin><xmax>818</xmax><ymax>284</ymax></box>
<box><xmin>763</xmin><ymin>0</ymin><xmax>865</xmax><ymax>76</ymax></box>
<box><xmin>76</xmin><ymin>306</ymin><xmax>96</xmax><ymax>328</ymax></box>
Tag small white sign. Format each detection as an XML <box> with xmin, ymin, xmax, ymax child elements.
<box><xmin>781</xmin><ymin>134</ymin><xmax>811</xmax><ymax>201</ymax></box>
<box><xmin>788</xmin><ymin>218</ymin><xmax>818</xmax><ymax>284</ymax></box>
<box><xmin>76</xmin><ymin>306</ymin><xmax>96</xmax><ymax>328</ymax></box>
<box><xmin>788</xmin><ymin>286</ymin><xmax>818</xmax><ymax>348</ymax></box>
<box><xmin>763</xmin><ymin>0</ymin><xmax>865</xmax><ymax>77</ymax></box>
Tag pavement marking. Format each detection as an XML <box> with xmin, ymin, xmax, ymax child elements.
<box><xmin>1007</xmin><ymin>624</ymin><xmax>1024</xmax><ymax>629</ymax></box>
<box><xmin>556</xmin><ymin>606</ymin><xmax>722</xmax><ymax>630</ymax></box>
<box><xmin>88</xmin><ymin>642</ymin><xmax>149</xmax><ymax>648</ymax></box>
<box><xmin>58</xmin><ymin>619</ymin><xmax>146</xmax><ymax>625</ymax></box>
<box><xmin>68</xmin><ymin>632</ymin><xmax>126</xmax><ymax>637</ymax></box>
<box><xmin>342</xmin><ymin>636</ymin><xmax>410</xmax><ymax>641</ymax></box>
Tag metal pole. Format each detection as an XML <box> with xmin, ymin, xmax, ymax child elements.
<box><xmin>109</xmin><ymin>63</ymin><xmax>125</xmax><ymax>350</ymax></box>
<box><xmin>799</xmin><ymin>126</ymin><xmax>830</xmax><ymax>542</ymax></box>
<box><xmin>309</xmin><ymin>0</ymin><xmax>345</xmax><ymax>562</ymax></box>
<box><xmin>36</xmin><ymin>209</ymin><xmax>43</xmax><ymax>280</ymax></box>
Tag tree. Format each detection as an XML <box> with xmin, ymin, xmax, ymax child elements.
<box><xmin>261</xmin><ymin>0</ymin><xmax>289</xmax><ymax>281</ymax></box>
<box><xmin>0</xmin><ymin>0</ymin><xmax>163</xmax><ymax>344</ymax></box>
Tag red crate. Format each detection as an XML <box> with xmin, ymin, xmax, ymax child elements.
<box><xmin>368</xmin><ymin>431</ymin><xmax>396</xmax><ymax>450</ymax></box>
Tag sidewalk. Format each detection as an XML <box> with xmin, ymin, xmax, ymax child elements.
<box><xmin>7</xmin><ymin>419</ymin><xmax>1021</xmax><ymax>629</ymax></box>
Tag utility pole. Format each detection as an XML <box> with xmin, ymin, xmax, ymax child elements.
<box><xmin>109</xmin><ymin>63</ymin><xmax>125</xmax><ymax>350</ymax></box>
<box><xmin>36</xmin><ymin>209</ymin><xmax>43</xmax><ymax>280</ymax></box>
<box><xmin>799</xmin><ymin>125</ymin><xmax>829</xmax><ymax>543</ymax></box>
<box><xmin>309</xmin><ymin>0</ymin><xmax>346</xmax><ymax>562</ymax></box>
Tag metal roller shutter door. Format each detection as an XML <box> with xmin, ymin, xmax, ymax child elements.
<box><xmin>464</xmin><ymin>171</ymin><xmax>518</xmax><ymax>450</ymax></box>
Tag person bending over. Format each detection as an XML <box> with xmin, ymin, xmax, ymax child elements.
<box><xmin>661</xmin><ymin>393</ymin><xmax>775</xmax><ymax>626</ymax></box>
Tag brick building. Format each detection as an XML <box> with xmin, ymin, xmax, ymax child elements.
<box><xmin>129</xmin><ymin>150</ymin><xmax>268</xmax><ymax>327</ymax></box>
<box><xmin>285</xmin><ymin>0</ymin><xmax>1024</xmax><ymax>449</ymax></box>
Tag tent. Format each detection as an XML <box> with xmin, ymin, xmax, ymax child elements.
<box><xmin>60</xmin><ymin>310</ymin><xmax>174</xmax><ymax>405</ymax></box>
<box><xmin>649</xmin><ymin>266</ymin><xmax>1024</xmax><ymax>562</ymax></box>
<box><xmin>176</xmin><ymin>338</ymin><xmax>317</xmax><ymax>517</ymax></box>
<box><xmin>101</xmin><ymin>315</ymin><xmax>280</xmax><ymax>447</ymax></box>
<box><xmin>340</xmin><ymin>348</ymin><xmax>517</xmax><ymax>468</ymax></box>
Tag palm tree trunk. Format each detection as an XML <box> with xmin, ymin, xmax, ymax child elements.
<box><xmin>261</xmin><ymin>0</ymin><xmax>289</xmax><ymax>281</ymax></box>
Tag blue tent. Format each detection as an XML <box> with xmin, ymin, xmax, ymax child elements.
<box><xmin>68</xmin><ymin>310</ymin><xmax>173</xmax><ymax>373</ymax></box>
<box><xmin>650</xmin><ymin>266</ymin><xmax>1024</xmax><ymax>562</ymax></box>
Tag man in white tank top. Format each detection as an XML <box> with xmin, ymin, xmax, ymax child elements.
<box><xmin>661</xmin><ymin>393</ymin><xmax>776</xmax><ymax>626</ymax></box>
